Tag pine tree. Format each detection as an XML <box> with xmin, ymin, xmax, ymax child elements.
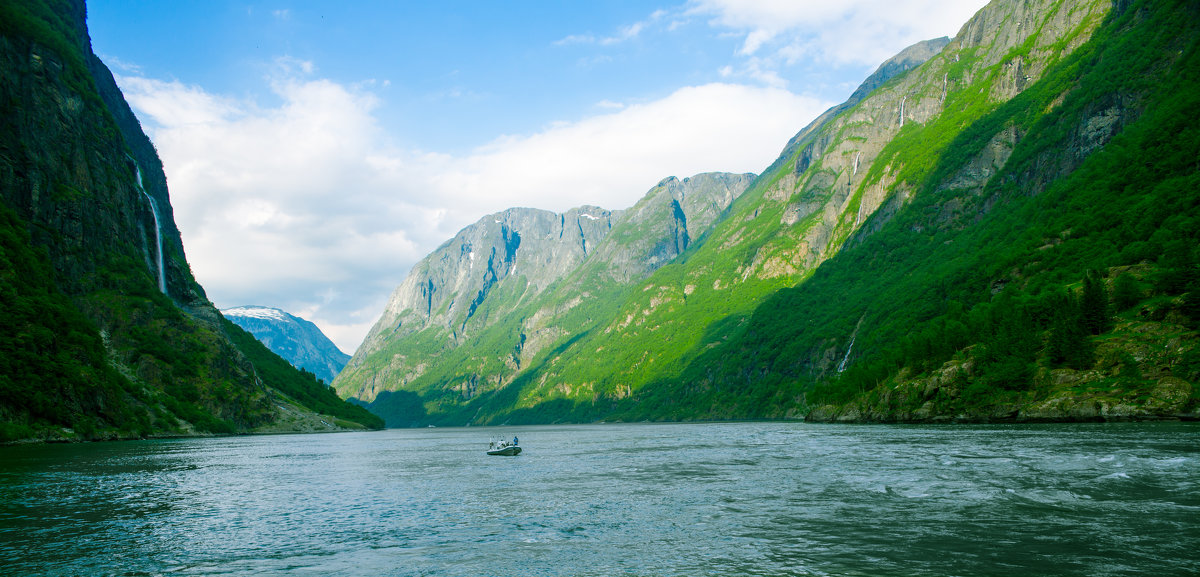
<box><xmin>1047</xmin><ymin>291</ymin><xmax>1093</xmax><ymax>370</ymax></box>
<box><xmin>979</xmin><ymin>295</ymin><xmax>1037</xmax><ymax>391</ymax></box>
<box><xmin>1111</xmin><ymin>272</ymin><xmax>1141</xmax><ymax>312</ymax></box>
<box><xmin>1156</xmin><ymin>240</ymin><xmax>1199</xmax><ymax>295</ymax></box>
<box><xmin>1081</xmin><ymin>269</ymin><xmax>1110</xmax><ymax>335</ymax></box>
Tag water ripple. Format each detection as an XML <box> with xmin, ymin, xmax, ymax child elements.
<box><xmin>1</xmin><ymin>422</ymin><xmax>1198</xmax><ymax>576</ymax></box>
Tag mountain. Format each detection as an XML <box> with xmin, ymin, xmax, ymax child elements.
<box><xmin>222</xmin><ymin>306</ymin><xmax>351</xmax><ymax>384</ymax></box>
<box><xmin>342</xmin><ymin>0</ymin><xmax>1198</xmax><ymax>426</ymax></box>
<box><xmin>334</xmin><ymin>173</ymin><xmax>755</xmax><ymax>424</ymax></box>
<box><xmin>0</xmin><ymin>0</ymin><xmax>382</xmax><ymax>441</ymax></box>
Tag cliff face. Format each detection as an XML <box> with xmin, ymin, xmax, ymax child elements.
<box><xmin>222</xmin><ymin>306</ymin><xmax>351</xmax><ymax>385</ymax></box>
<box><xmin>0</xmin><ymin>0</ymin><xmax>381</xmax><ymax>440</ymax></box>
<box><xmin>364</xmin><ymin>205</ymin><xmax>620</xmax><ymax>350</ymax></box>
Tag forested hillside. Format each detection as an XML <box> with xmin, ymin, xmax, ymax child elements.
<box><xmin>689</xmin><ymin>0</ymin><xmax>1200</xmax><ymax>422</ymax></box>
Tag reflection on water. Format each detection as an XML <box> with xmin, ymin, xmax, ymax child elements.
<box><xmin>1</xmin><ymin>422</ymin><xmax>1198</xmax><ymax>576</ymax></box>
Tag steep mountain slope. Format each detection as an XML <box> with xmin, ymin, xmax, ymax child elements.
<box><xmin>222</xmin><ymin>306</ymin><xmax>351</xmax><ymax>384</ymax></box>
<box><xmin>344</xmin><ymin>0</ymin><xmax>1149</xmax><ymax>426</ymax></box>
<box><xmin>777</xmin><ymin>0</ymin><xmax>1200</xmax><ymax>422</ymax></box>
<box><xmin>624</xmin><ymin>0</ymin><xmax>1197</xmax><ymax>423</ymax></box>
<box><xmin>657</xmin><ymin>0</ymin><xmax>1200</xmax><ymax>422</ymax></box>
<box><xmin>541</xmin><ymin>0</ymin><xmax>1112</xmax><ymax>409</ymax></box>
<box><xmin>0</xmin><ymin>0</ymin><xmax>382</xmax><ymax>440</ymax></box>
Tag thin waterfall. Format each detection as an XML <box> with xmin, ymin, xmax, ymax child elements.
<box><xmin>837</xmin><ymin>334</ymin><xmax>856</xmax><ymax>373</ymax></box>
<box><xmin>837</xmin><ymin>315</ymin><xmax>866</xmax><ymax>373</ymax></box>
<box><xmin>899</xmin><ymin>97</ymin><xmax>906</xmax><ymax>128</ymax></box>
<box><xmin>852</xmin><ymin>152</ymin><xmax>862</xmax><ymax>176</ymax></box>
<box><xmin>130</xmin><ymin>158</ymin><xmax>167</xmax><ymax>294</ymax></box>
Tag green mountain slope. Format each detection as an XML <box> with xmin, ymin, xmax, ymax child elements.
<box><xmin>543</xmin><ymin>0</ymin><xmax>1115</xmax><ymax>421</ymax></box>
<box><xmin>681</xmin><ymin>0</ymin><xmax>1200</xmax><ymax>422</ymax></box>
<box><xmin>343</xmin><ymin>0</ymin><xmax>1195</xmax><ymax>426</ymax></box>
<box><xmin>0</xmin><ymin>0</ymin><xmax>382</xmax><ymax>441</ymax></box>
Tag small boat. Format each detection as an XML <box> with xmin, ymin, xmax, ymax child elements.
<box><xmin>487</xmin><ymin>438</ymin><xmax>521</xmax><ymax>456</ymax></box>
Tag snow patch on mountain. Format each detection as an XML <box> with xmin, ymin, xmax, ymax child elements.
<box><xmin>223</xmin><ymin>305</ymin><xmax>290</xmax><ymax>321</ymax></box>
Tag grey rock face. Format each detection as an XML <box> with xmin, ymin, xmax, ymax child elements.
<box><xmin>362</xmin><ymin>205</ymin><xmax>619</xmax><ymax>349</ymax></box>
<box><xmin>589</xmin><ymin>172</ymin><xmax>756</xmax><ymax>283</ymax></box>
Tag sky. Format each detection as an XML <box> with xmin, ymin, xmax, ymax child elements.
<box><xmin>86</xmin><ymin>0</ymin><xmax>989</xmax><ymax>355</ymax></box>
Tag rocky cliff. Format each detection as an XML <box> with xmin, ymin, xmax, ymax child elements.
<box><xmin>222</xmin><ymin>306</ymin><xmax>351</xmax><ymax>385</ymax></box>
<box><xmin>0</xmin><ymin>0</ymin><xmax>382</xmax><ymax>440</ymax></box>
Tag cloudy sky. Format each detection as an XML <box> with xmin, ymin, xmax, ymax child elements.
<box><xmin>87</xmin><ymin>0</ymin><xmax>988</xmax><ymax>354</ymax></box>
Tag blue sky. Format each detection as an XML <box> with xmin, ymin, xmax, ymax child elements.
<box><xmin>87</xmin><ymin>0</ymin><xmax>988</xmax><ymax>353</ymax></box>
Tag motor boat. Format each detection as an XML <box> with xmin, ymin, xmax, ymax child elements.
<box><xmin>487</xmin><ymin>438</ymin><xmax>521</xmax><ymax>456</ymax></box>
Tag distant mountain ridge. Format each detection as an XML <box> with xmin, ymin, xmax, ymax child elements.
<box><xmin>335</xmin><ymin>172</ymin><xmax>755</xmax><ymax>410</ymax></box>
<box><xmin>222</xmin><ymin>306</ymin><xmax>350</xmax><ymax>384</ymax></box>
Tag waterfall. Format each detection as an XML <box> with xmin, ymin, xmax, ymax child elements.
<box><xmin>130</xmin><ymin>158</ymin><xmax>167</xmax><ymax>294</ymax></box>
<box><xmin>850</xmin><ymin>152</ymin><xmax>863</xmax><ymax>217</ymax></box>
<box><xmin>899</xmin><ymin>97</ymin><xmax>906</xmax><ymax>128</ymax></box>
<box><xmin>941</xmin><ymin>73</ymin><xmax>948</xmax><ymax>102</ymax></box>
<box><xmin>837</xmin><ymin>334</ymin><xmax>856</xmax><ymax>373</ymax></box>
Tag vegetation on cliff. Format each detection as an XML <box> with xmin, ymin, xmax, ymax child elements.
<box><xmin>697</xmin><ymin>0</ymin><xmax>1200</xmax><ymax>422</ymax></box>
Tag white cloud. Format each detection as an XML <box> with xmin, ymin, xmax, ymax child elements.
<box><xmin>690</xmin><ymin>0</ymin><xmax>989</xmax><ymax>84</ymax></box>
<box><xmin>556</xmin><ymin>8</ymin><xmax>668</xmax><ymax>46</ymax></box>
<box><xmin>118</xmin><ymin>67</ymin><xmax>831</xmax><ymax>353</ymax></box>
<box><xmin>554</xmin><ymin>34</ymin><xmax>597</xmax><ymax>46</ymax></box>
<box><xmin>449</xmin><ymin>83</ymin><xmax>829</xmax><ymax>215</ymax></box>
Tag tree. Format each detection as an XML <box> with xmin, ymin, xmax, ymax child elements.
<box><xmin>1111</xmin><ymin>272</ymin><xmax>1142</xmax><ymax>312</ymax></box>
<box><xmin>1081</xmin><ymin>269</ymin><xmax>1110</xmax><ymax>335</ymax></box>
<box><xmin>1046</xmin><ymin>291</ymin><xmax>1093</xmax><ymax>370</ymax></box>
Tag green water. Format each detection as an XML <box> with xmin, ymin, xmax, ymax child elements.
<box><xmin>1</xmin><ymin>422</ymin><xmax>1197</xmax><ymax>576</ymax></box>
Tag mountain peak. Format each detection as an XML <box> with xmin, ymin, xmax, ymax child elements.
<box><xmin>222</xmin><ymin>306</ymin><xmax>350</xmax><ymax>384</ymax></box>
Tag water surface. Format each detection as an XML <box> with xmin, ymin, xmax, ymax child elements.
<box><xmin>2</xmin><ymin>422</ymin><xmax>1197</xmax><ymax>576</ymax></box>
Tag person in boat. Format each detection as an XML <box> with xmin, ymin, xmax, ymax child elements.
<box><xmin>513</xmin><ymin>436</ymin><xmax>518</xmax><ymax>446</ymax></box>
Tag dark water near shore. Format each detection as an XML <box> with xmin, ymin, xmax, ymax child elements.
<box><xmin>1</xmin><ymin>422</ymin><xmax>1197</xmax><ymax>576</ymax></box>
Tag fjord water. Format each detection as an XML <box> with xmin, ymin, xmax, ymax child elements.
<box><xmin>2</xmin><ymin>423</ymin><xmax>1197</xmax><ymax>576</ymax></box>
